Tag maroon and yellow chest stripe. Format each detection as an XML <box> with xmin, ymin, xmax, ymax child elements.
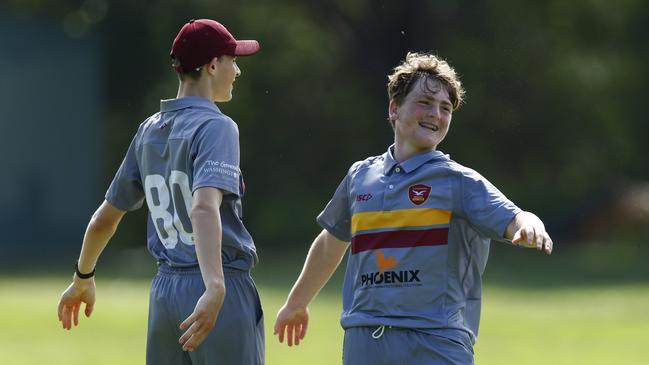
<box><xmin>351</xmin><ymin>208</ymin><xmax>451</xmax><ymax>254</ymax></box>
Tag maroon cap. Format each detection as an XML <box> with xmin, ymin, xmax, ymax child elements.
<box><xmin>170</xmin><ymin>19</ymin><xmax>260</xmax><ymax>73</ymax></box>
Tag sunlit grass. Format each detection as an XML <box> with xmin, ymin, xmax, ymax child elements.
<box><xmin>476</xmin><ymin>284</ymin><xmax>649</xmax><ymax>365</ymax></box>
<box><xmin>1</xmin><ymin>276</ymin><xmax>648</xmax><ymax>364</ymax></box>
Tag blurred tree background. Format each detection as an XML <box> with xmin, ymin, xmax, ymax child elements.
<box><xmin>1</xmin><ymin>0</ymin><xmax>648</xmax><ymax>262</ymax></box>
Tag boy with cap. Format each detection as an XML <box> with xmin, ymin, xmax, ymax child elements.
<box><xmin>57</xmin><ymin>19</ymin><xmax>264</xmax><ymax>365</ymax></box>
<box><xmin>274</xmin><ymin>52</ymin><xmax>553</xmax><ymax>364</ymax></box>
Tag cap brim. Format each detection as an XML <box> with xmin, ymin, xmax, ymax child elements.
<box><xmin>234</xmin><ymin>40</ymin><xmax>260</xmax><ymax>56</ymax></box>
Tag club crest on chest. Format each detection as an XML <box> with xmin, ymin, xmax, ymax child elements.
<box><xmin>408</xmin><ymin>184</ymin><xmax>431</xmax><ymax>205</ymax></box>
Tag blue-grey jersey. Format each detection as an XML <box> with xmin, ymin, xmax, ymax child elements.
<box><xmin>106</xmin><ymin>97</ymin><xmax>257</xmax><ymax>270</ymax></box>
<box><xmin>317</xmin><ymin>146</ymin><xmax>521</xmax><ymax>343</ymax></box>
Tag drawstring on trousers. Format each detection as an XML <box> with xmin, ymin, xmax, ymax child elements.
<box><xmin>371</xmin><ymin>325</ymin><xmax>392</xmax><ymax>339</ymax></box>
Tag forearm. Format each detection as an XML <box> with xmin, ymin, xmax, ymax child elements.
<box><xmin>190</xmin><ymin>201</ymin><xmax>225</xmax><ymax>292</ymax></box>
<box><xmin>77</xmin><ymin>201</ymin><xmax>125</xmax><ymax>274</ymax></box>
<box><xmin>285</xmin><ymin>230</ymin><xmax>349</xmax><ymax>308</ymax></box>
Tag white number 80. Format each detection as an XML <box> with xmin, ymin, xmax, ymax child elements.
<box><xmin>144</xmin><ymin>171</ymin><xmax>194</xmax><ymax>249</ymax></box>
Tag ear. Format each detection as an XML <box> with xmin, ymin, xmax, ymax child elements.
<box><xmin>206</xmin><ymin>57</ymin><xmax>219</xmax><ymax>75</ymax></box>
<box><xmin>388</xmin><ymin>99</ymin><xmax>399</xmax><ymax>121</ymax></box>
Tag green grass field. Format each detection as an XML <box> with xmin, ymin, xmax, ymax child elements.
<box><xmin>2</xmin><ymin>242</ymin><xmax>648</xmax><ymax>364</ymax></box>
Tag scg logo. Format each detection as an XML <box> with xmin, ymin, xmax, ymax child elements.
<box><xmin>356</xmin><ymin>193</ymin><xmax>373</xmax><ymax>202</ymax></box>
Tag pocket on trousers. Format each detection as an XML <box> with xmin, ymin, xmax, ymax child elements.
<box><xmin>249</xmin><ymin>275</ymin><xmax>264</xmax><ymax>325</ymax></box>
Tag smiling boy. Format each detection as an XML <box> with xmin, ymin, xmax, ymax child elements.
<box><xmin>274</xmin><ymin>52</ymin><xmax>553</xmax><ymax>364</ymax></box>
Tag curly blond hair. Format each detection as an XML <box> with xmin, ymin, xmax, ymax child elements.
<box><xmin>387</xmin><ymin>52</ymin><xmax>465</xmax><ymax>110</ymax></box>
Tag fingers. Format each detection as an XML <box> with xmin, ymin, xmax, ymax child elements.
<box><xmin>533</xmin><ymin>230</ymin><xmax>554</xmax><ymax>255</ymax></box>
<box><xmin>294</xmin><ymin>324</ymin><xmax>301</xmax><ymax>346</ymax></box>
<box><xmin>178</xmin><ymin>312</ymin><xmax>198</xmax><ymax>349</ymax></box>
<box><xmin>180</xmin><ymin>324</ymin><xmax>212</xmax><ymax>352</ymax></box>
<box><xmin>85</xmin><ymin>302</ymin><xmax>94</xmax><ymax>317</ymax></box>
<box><xmin>179</xmin><ymin>310</ymin><xmax>197</xmax><ymax>330</ymax></box>
<box><xmin>58</xmin><ymin>282</ymin><xmax>96</xmax><ymax>330</ymax></box>
<box><xmin>512</xmin><ymin>227</ymin><xmax>533</xmax><ymax>245</ymax></box>
<box><xmin>514</xmin><ymin>225</ymin><xmax>554</xmax><ymax>255</ymax></box>
<box><xmin>299</xmin><ymin>321</ymin><xmax>308</xmax><ymax>341</ymax></box>
<box><xmin>274</xmin><ymin>321</ymin><xmax>307</xmax><ymax>346</ymax></box>
<box><xmin>61</xmin><ymin>304</ymin><xmax>71</xmax><ymax>330</ymax></box>
<box><xmin>274</xmin><ymin>322</ymin><xmax>286</xmax><ymax>343</ymax></box>
<box><xmin>511</xmin><ymin>229</ymin><xmax>522</xmax><ymax>244</ymax></box>
<box><xmin>294</xmin><ymin>322</ymin><xmax>307</xmax><ymax>346</ymax></box>
<box><xmin>57</xmin><ymin>300</ymin><xmax>64</xmax><ymax>322</ymax></box>
<box><xmin>543</xmin><ymin>236</ymin><xmax>554</xmax><ymax>255</ymax></box>
<box><xmin>525</xmin><ymin>227</ymin><xmax>536</xmax><ymax>247</ymax></box>
<box><xmin>512</xmin><ymin>226</ymin><xmax>542</xmax><ymax>248</ymax></box>
<box><xmin>73</xmin><ymin>304</ymin><xmax>80</xmax><ymax>327</ymax></box>
<box><xmin>60</xmin><ymin>300</ymin><xmax>93</xmax><ymax>329</ymax></box>
<box><xmin>287</xmin><ymin>323</ymin><xmax>295</xmax><ymax>346</ymax></box>
<box><xmin>179</xmin><ymin>312</ymin><xmax>216</xmax><ymax>352</ymax></box>
<box><xmin>179</xmin><ymin>321</ymin><xmax>202</xmax><ymax>352</ymax></box>
<box><xmin>275</xmin><ymin>322</ymin><xmax>306</xmax><ymax>346</ymax></box>
<box><xmin>275</xmin><ymin>307</ymin><xmax>309</xmax><ymax>347</ymax></box>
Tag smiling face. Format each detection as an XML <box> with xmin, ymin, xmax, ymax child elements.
<box><xmin>211</xmin><ymin>55</ymin><xmax>241</xmax><ymax>102</ymax></box>
<box><xmin>389</xmin><ymin>76</ymin><xmax>453</xmax><ymax>160</ymax></box>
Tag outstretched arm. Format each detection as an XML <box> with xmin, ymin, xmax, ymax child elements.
<box><xmin>505</xmin><ymin>211</ymin><xmax>553</xmax><ymax>255</ymax></box>
<box><xmin>274</xmin><ymin>229</ymin><xmax>350</xmax><ymax>346</ymax></box>
<box><xmin>58</xmin><ymin>200</ymin><xmax>126</xmax><ymax>330</ymax></box>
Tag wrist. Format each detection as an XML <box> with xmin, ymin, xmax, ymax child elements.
<box><xmin>75</xmin><ymin>261</ymin><xmax>95</xmax><ymax>279</ymax></box>
<box><xmin>204</xmin><ymin>280</ymin><xmax>226</xmax><ymax>293</ymax></box>
<box><xmin>285</xmin><ymin>296</ymin><xmax>309</xmax><ymax>310</ymax></box>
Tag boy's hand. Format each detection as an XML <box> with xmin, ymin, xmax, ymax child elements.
<box><xmin>274</xmin><ymin>304</ymin><xmax>309</xmax><ymax>346</ymax></box>
<box><xmin>178</xmin><ymin>287</ymin><xmax>225</xmax><ymax>352</ymax></box>
<box><xmin>57</xmin><ymin>278</ymin><xmax>96</xmax><ymax>330</ymax></box>
<box><xmin>512</xmin><ymin>224</ymin><xmax>553</xmax><ymax>255</ymax></box>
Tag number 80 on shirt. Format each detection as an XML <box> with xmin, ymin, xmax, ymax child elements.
<box><xmin>144</xmin><ymin>171</ymin><xmax>194</xmax><ymax>249</ymax></box>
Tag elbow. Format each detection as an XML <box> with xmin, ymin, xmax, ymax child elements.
<box><xmin>190</xmin><ymin>201</ymin><xmax>220</xmax><ymax>222</ymax></box>
<box><xmin>317</xmin><ymin>229</ymin><xmax>349</xmax><ymax>256</ymax></box>
<box><xmin>88</xmin><ymin>212</ymin><xmax>118</xmax><ymax>235</ymax></box>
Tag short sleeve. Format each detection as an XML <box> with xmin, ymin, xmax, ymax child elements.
<box><xmin>460</xmin><ymin>170</ymin><xmax>521</xmax><ymax>241</ymax></box>
<box><xmin>192</xmin><ymin>118</ymin><xmax>240</xmax><ymax>196</ymax></box>
<box><xmin>317</xmin><ymin>173</ymin><xmax>352</xmax><ymax>242</ymax></box>
<box><xmin>105</xmin><ymin>135</ymin><xmax>144</xmax><ymax>211</ymax></box>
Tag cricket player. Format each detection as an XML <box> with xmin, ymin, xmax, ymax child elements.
<box><xmin>57</xmin><ymin>19</ymin><xmax>264</xmax><ymax>365</ymax></box>
<box><xmin>274</xmin><ymin>52</ymin><xmax>553</xmax><ymax>364</ymax></box>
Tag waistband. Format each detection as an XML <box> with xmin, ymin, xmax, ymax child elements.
<box><xmin>156</xmin><ymin>262</ymin><xmax>248</xmax><ymax>276</ymax></box>
<box><xmin>346</xmin><ymin>325</ymin><xmax>474</xmax><ymax>347</ymax></box>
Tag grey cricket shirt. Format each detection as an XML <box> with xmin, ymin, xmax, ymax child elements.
<box><xmin>106</xmin><ymin>96</ymin><xmax>257</xmax><ymax>270</ymax></box>
<box><xmin>317</xmin><ymin>146</ymin><xmax>521</xmax><ymax>343</ymax></box>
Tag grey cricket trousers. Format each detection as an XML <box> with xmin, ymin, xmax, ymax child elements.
<box><xmin>343</xmin><ymin>326</ymin><xmax>473</xmax><ymax>365</ymax></box>
<box><xmin>146</xmin><ymin>264</ymin><xmax>264</xmax><ymax>365</ymax></box>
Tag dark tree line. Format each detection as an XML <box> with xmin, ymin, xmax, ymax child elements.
<box><xmin>5</xmin><ymin>0</ymin><xmax>647</xmax><ymax>249</ymax></box>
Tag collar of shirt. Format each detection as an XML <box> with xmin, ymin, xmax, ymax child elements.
<box><xmin>383</xmin><ymin>144</ymin><xmax>450</xmax><ymax>175</ymax></box>
<box><xmin>159</xmin><ymin>96</ymin><xmax>222</xmax><ymax>114</ymax></box>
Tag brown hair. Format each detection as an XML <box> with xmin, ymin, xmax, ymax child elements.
<box><xmin>173</xmin><ymin>58</ymin><xmax>202</xmax><ymax>81</ymax></box>
<box><xmin>387</xmin><ymin>52</ymin><xmax>465</xmax><ymax>110</ymax></box>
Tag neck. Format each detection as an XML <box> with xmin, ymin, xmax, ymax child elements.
<box><xmin>176</xmin><ymin>79</ymin><xmax>214</xmax><ymax>101</ymax></box>
<box><xmin>393</xmin><ymin>141</ymin><xmax>435</xmax><ymax>163</ymax></box>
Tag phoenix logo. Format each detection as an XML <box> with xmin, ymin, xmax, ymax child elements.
<box><xmin>374</xmin><ymin>250</ymin><xmax>398</xmax><ymax>273</ymax></box>
<box><xmin>360</xmin><ymin>250</ymin><xmax>421</xmax><ymax>287</ymax></box>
